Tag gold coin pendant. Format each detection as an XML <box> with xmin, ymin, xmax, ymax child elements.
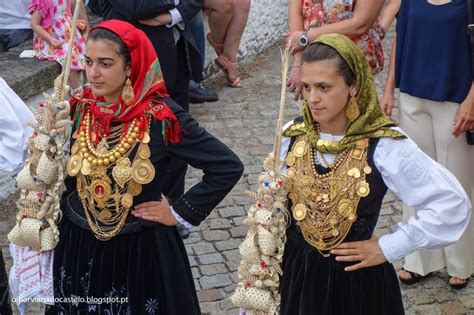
<box><xmin>293</xmin><ymin>141</ymin><xmax>307</xmax><ymax>157</ymax></box>
<box><xmin>293</xmin><ymin>204</ymin><xmax>307</xmax><ymax>221</ymax></box>
<box><xmin>363</xmin><ymin>165</ymin><xmax>372</xmax><ymax>174</ymax></box>
<box><xmin>138</xmin><ymin>145</ymin><xmax>151</xmax><ymax>160</ymax></box>
<box><xmin>67</xmin><ymin>154</ymin><xmax>82</xmax><ymax>176</ymax></box>
<box><xmin>285</xmin><ymin>152</ymin><xmax>296</xmax><ymax>166</ymax></box>
<box><xmin>128</xmin><ymin>180</ymin><xmax>143</xmax><ymax>196</ymax></box>
<box><xmin>357</xmin><ymin>181</ymin><xmax>370</xmax><ymax>197</ymax></box>
<box><xmin>80</xmin><ymin>159</ymin><xmax>92</xmax><ymax>176</ymax></box>
<box><xmin>121</xmin><ymin>193</ymin><xmax>133</xmax><ymax>208</ymax></box>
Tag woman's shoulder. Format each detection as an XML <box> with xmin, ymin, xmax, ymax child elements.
<box><xmin>375</xmin><ymin>127</ymin><xmax>422</xmax><ymax>163</ymax></box>
<box><xmin>282</xmin><ymin>116</ymin><xmax>306</xmax><ymax>138</ymax></box>
<box><xmin>149</xmin><ymin>97</ymin><xmax>197</xmax><ymax>142</ymax></box>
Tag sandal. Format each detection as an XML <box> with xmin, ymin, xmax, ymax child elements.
<box><xmin>449</xmin><ymin>277</ymin><xmax>470</xmax><ymax>290</ymax></box>
<box><xmin>398</xmin><ymin>268</ymin><xmax>433</xmax><ymax>285</ymax></box>
<box><xmin>206</xmin><ymin>32</ymin><xmax>224</xmax><ymax>56</ymax></box>
<box><xmin>215</xmin><ymin>54</ymin><xmax>242</xmax><ymax>88</ymax></box>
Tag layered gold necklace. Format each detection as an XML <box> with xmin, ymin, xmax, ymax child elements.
<box><xmin>285</xmin><ymin>134</ymin><xmax>372</xmax><ymax>256</ymax></box>
<box><xmin>66</xmin><ymin>111</ymin><xmax>155</xmax><ymax>240</ymax></box>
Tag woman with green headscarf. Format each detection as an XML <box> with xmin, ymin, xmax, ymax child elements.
<box><xmin>278</xmin><ymin>34</ymin><xmax>471</xmax><ymax>314</ymax></box>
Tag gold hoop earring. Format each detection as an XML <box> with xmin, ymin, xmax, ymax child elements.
<box><xmin>345</xmin><ymin>95</ymin><xmax>360</xmax><ymax>121</ymax></box>
<box><xmin>121</xmin><ymin>77</ymin><xmax>134</xmax><ymax>105</ymax></box>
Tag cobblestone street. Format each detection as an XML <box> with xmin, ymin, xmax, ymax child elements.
<box><xmin>0</xmin><ymin>27</ymin><xmax>473</xmax><ymax>315</ymax></box>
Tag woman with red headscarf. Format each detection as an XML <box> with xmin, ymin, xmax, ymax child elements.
<box><xmin>44</xmin><ymin>20</ymin><xmax>243</xmax><ymax>314</ymax></box>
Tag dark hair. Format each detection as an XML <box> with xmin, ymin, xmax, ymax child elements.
<box><xmin>87</xmin><ymin>28</ymin><xmax>131</xmax><ymax>68</ymax></box>
<box><xmin>302</xmin><ymin>43</ymin><xmax>356</xmax><ymax>87</ymax></box>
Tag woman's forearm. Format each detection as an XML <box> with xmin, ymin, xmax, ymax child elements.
<box><xmin>288</xmin><ymin>0</ymin><xmax>304</xmax><ymax>32</ymax></box>
<box><xmin>292</xmin><ymin>52</ymin><xmax>302</xmax><ymax>67</ymax></box>
<box><xmin>306</xmin><ymin>0</ymin><xmax>384</xmax><ymax>41</ymax></box>
<box><xmin>380</xmin><ymin>0</ymin><xmax>401</xmax><ymax>32</ymax></box>
<box><xmin>384</xmin><ymin>38</ymin><xmax>397</xmax><ymax>93</ymax></box>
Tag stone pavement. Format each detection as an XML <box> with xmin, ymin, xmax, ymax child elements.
<box><xmin>1</xmin><ymin>28</ymin><xmax>473</xmax><ymax>315</ymax></box>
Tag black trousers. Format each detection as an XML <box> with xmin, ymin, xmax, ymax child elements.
<box><xmin>0</xmin><ymin>29</ymin><xmax>33</xmax><ymax>53</ymax></box>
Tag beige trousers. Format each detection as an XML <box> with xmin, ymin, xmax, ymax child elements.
<box><xmin>398</xmin><ymin>92</ymin><xmax>474</xmax><ymax>279</ymax></box>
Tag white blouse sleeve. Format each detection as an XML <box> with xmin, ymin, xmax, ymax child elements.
<box><xmin>170</xmin><ymin>206</ymin><xmax>192</xmax><ymax>228</ymax></box>
<box><xmin>374</xmin><ymin>130</ymin><xmax>472</xmax><ymax>263</ymax></box>
<box><xmin>278</xmin><ymin>120</ymin><xmax>294</xmax><ymax>175</ymax></box>
<box><xmin>0</xmin><ymin>77</ymin><xmax>35</xmax><ymax>172</ymax></box>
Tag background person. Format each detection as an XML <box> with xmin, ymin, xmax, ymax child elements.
<box><xmin>0</xmin><ymin>0</ymin><xmax>33</xmax><ymax>53</ymax></box>
<box><xmin>380</xmin><ymin>0</ymin><xmax>474</xmax><ymax>289</ymax></box>
<box><xmin>285</xmin><ymin>0</ymin><xmax>384</xmax><ymax>100</ymax></box>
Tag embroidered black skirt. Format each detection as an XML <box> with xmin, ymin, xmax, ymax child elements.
<box><xmin>45</xmin><ymin>218</ymin><xmax>200</xmax><ymax>315</ymax></box>
<box><xmin>279</xmin><ymin>226</ymin><xmax>404</xmax><ymax>315</ymax></box>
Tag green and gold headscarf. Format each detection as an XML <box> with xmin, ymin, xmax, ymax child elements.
<box><xmin>288</xmin><ymin>34</ymin><xmax>405</xmax><ymax>153</ymax></box>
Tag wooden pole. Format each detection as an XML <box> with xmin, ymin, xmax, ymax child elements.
<box><xmin>272</xmin><ymin>45</ymin><xmax>291</xmax><ymax>174</ymax></box>
<box><xmin>60</xmin><ymin>0</ymin><xmax>82</xmax><ymax>100</ymax></box>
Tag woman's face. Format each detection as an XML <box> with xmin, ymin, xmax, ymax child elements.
<box><xmin>84</xmin><ymin>39</ymin><xmax>131</xmax><ymax>102</ymax></box>
<box><xmin>300</xmin><ymin>59</ymin><xmax>357</xmax><ymax>134</ymax></box>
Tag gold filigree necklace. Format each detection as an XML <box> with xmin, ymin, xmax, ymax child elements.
<box><xmin>285</xmin><ymin>134</ymin><xmax>372</xmax><ymax>256</ymax></box>
<box><xmin>66</xmin><ymin>111</ymin><xmax>155</xmax><ymax>240</ymax></box>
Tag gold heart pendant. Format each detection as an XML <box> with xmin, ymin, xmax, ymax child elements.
<box><xmin>112</xmin><ymin>157</ymin><xmax>132</xmax><ymax>188</ymax></box>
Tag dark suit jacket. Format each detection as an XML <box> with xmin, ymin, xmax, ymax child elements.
<box><xmin>98</xmin><ymin>0</ymin><xmax>204</xmax><ymax>92</ymax></box>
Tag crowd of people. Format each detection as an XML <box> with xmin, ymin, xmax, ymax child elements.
<box><xmin>0</xmin><ymin>0</ymin><xmax>472</xmax><ymax>314</ymax></box>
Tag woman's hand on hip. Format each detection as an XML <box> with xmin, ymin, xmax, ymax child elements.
<box><xmin>132</xmin><ymin>194</ymin><xmax>178</xmax><ymax>226</ymax></box>
<box><xmin>452</xmin><ymin>94</ymin><xmax>474</xmax><ymax>137</ymax></box>
<box><xmin>331</xmin><ymin>237</ymin><xmax>387</xmax><ymax>271</ymax></box>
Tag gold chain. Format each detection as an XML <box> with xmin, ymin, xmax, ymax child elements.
<box><xmin>285</xmin><ymin>134</ymin><xmax>372</xmax><ymax>256</ymax></box>
<box><xmin>66</xmin><ymin>111</ymin><xmax>155</xmax><ymax>240</ymax></box>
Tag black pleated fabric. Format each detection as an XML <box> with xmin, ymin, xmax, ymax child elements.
<box><xmin>279</xmin><ymin>138</ymin><xmax>404</xmax><ymax>315</ymax></box>
<box><xmin>45</xmin><ymin>218</ymin><xmax>200</xmax><ymax>315</ymax></box>
<box><xmin>280</xmin><ymin>226</ymin><xmax>404</xmax><ymax>315</ymax></box>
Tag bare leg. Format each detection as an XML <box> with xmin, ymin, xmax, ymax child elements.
<box><xmin>205</xmin><ymin>0</ymin><xmax>234</xmax><ymax>51</ymax></box>
<box><xmin>222</xmin><ymin>0</ymin><xmax>251</xmax><ymax>62</ymax></box>
<box><xmin>221</xmin><ymin>0</ymin><xmax>251</xmax><ymax>85</ymax></box>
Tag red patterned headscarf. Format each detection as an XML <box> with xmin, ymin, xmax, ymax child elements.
<box><xmin>72</xmin><ymin>19</ymin><xmax>181</xmax><ymax>144</ymax></box>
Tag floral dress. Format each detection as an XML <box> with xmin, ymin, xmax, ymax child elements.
<box><xmin>31</xmin><ymin>0</ymin><xmax>85</xmax><ymax>70</ymax></box>
<box><xmin>301</xmin><ymin>0</ymin><xmax>384</xmax><ymax>74</ymax></box>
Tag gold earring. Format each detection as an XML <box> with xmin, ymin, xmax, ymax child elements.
<box><xmin>345</xmin><ymin>95</ymin><xmax>360</xmax><ymax>121</ymax></box>
<box><xmin>121</xmin><ymin>77</ymin><xmax>134</xmax><ymax>105</ymax></box>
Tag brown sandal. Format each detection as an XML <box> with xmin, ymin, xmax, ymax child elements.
<box><xmin>215</xmin><ymin>54</ymin><xmax>242</xmax><ymax>88</ymax></box>
<box><xmin>206</xmin><ymin>32</ymin><xmax>224</xmax><ymax>56</ymax></box>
